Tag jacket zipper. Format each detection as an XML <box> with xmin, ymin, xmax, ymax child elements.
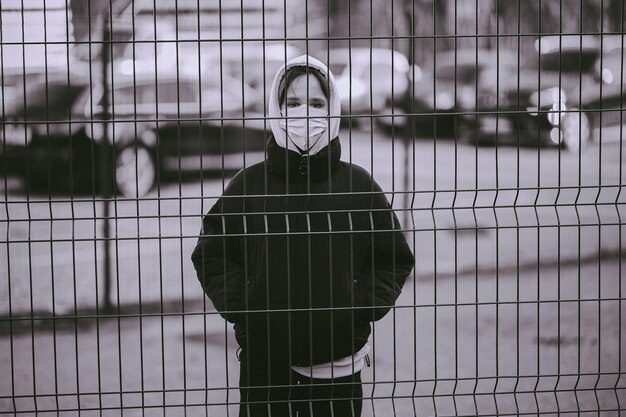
<box><xmin>294</xmin><ymin>156</ymin><xmax>309</xmax><ymax>365</ymax></box>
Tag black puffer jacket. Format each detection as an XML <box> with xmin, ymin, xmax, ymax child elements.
<box><xmin>191</xmin><ymin>136</ymin><xmax>414</xmax><ymax>366</ymax></box>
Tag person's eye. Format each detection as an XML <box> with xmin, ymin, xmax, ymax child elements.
<box><xmin>287</xmin><ymin>101</ymin><xmax>300</xmax><ymax>108</ymax></box>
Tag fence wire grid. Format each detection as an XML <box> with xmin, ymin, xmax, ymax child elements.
<box><xmin>1</xmin><ymin>0</ymin><xmax>625</xmax><ymax>416</ymax></box>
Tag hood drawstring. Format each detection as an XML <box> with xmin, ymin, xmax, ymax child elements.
<box><xmin>266</xmin><ymin>136</ymin><xmax>342</xmax><ymax>181</ymax></box>
<box><xmin>299</xmin><ymin>155</ymin><xmax>309</xmax><ymax>176</ymax></box>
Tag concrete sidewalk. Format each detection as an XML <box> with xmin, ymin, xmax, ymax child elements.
<box><xmin>1</xmin><ymin>256</ymin><xmax>624</xmax><ymax>416</ymax></box>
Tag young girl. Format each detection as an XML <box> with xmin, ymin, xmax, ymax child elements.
<box><xmin>192</xmin><ymin>54</ymin><xmax>414</xmax><ymax>417</ymax></box>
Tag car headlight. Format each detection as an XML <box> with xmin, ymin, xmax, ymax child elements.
<box><xmin>547</xmin><ymin>103</ymin><xmax>567</xmax><ymax>126</ymax></box>
<box><xmin>434</xmin><ymin>92</ymin><xmax>454</xmax><ymax>110</ymax></box>
<box><xmin>457</xmin><ymin>87</ymin><xmax>476</xmax><ymax>110</ymax></box>
<box><xmin>527</xmin><ymin>87</ymin><xmax>567</xmax><ymax>125</ymax></box>
<box><xmin>529</xmin><ymin>87</ymin><xmax>566</xmax><ymax>108</ymax></box>
<box><xmin>548</xmin><ymin>88</ymin><xmax>567</xmax><ymax>126</ymax></box>
<box><xmin>425</xmin><ymin>92</ymin><xmax>454</xmax><ymax>110</ymax></box>
<box><xmin>602</xmin><ymin>68</ymin><xmax>614</xmax><ymax>84</ymax></box>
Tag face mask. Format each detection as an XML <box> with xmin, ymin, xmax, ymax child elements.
<box><xmin>279</xmin><ymin>105</ymin><xmax>328</xmax><ymax>153</ymax></box>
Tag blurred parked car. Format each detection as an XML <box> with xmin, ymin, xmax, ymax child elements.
<box><xmin>377</xmin><ymin>60</ymin><xmax>462</xmax><ymax>138</ymax></box>
<box><xmin>11</xmin><ymin>73</ymin><xmax>267</xmax><ymax>196</ymax></box>
<box><xmin>586</xmin><ymin>38</ymin><xmax>626</xmax><ymax>144</ymax></box>
<box><xmin>584</xmin><ymin>81</ymin><xmax>626</xmax><ymax>144</ymax></box>
<box><xmin>205</xmin><ymin>42</ymin><xmax>302</xmax><ymax>111</ymax></box>
<box><xmin>2</xmin><ymin>66</ymin><xmax>53</xmax><ymax>114</ymax></box>
<box><xmin>446</xmin><ymin>47</ymin><xmax>592</xmax><ymax>150</ymax></box>
<box><xmin>595</xmin><ymin>45</ymin><xmax>625</xmax><ymax>86</ymax></box>
<box><xmin>1</xmin><ymin>70</ymin><xmax>90</xmax><ymax>176</ymax></box>
<box><xmin>382</xmin><ymin>37</ymin><xmax>601</xmax><ymax>148</ymax></box>
<box><xmin>534</xmin><ymin>35</ymin><xmax>602</xmax><ymax>106</ymax></box>
<box><xmin>1</xmin><ymin>62</ymin><xmax>90</xmax><ymax>110</ymax></box>
<box><xmin>321</xmin><ymin>48</ymin><xmax>410</xmax><ymax>125</ymax></box>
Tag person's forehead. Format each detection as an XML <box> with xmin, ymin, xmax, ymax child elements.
<box><xmin>287</xmin><ymin>74</ymin><xmax>325</xmax><ymax>96</ymax></box>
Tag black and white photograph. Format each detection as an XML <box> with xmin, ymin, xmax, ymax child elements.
<box><xmin>1</xmin><ymin>0</ymin><xmax>625</xmax><ymax>416</ymax></box>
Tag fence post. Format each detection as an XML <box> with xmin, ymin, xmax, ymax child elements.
<box><xmin>99</xmin><ymin>9</ymin><xmax>114</xmax><ymax>313</ymax></box>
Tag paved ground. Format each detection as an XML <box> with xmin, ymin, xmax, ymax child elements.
<box><xmin>0</xmin><ymin>256</ymin><xmax>624</xmax><ymax>416</ymax></box>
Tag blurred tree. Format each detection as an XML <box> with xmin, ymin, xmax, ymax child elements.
<box><xmin>406</xmin><ymin>0</ymin><xmax>449</xmax><ymax>64</ymax></box>
<box><xmin>608</xmin><ymin>0</ymin><xmax>625</xmax><ymax>32</ymax></box>
<box><xmin>492</xmin><ymin>0</ymin><xmax>617</xmax><ymax>59</ymax></box>
<box><xmin>70</xmin><ymin>0</ymin><xmax>135</xmax><ymax>62</ymax></box>
<box><xmin>316</xmin><ymin>0</ymin><xmax>446</xmax><ymax>65</ymax></box>
<box><xmin>315</xmin><ymin>0</ymin><xmax>411</xmax><ymax>51</ymax></box>
<box><xmin>71</xmin><ymin>0</ymin><xmax>133</xmax><ymax>41</ymax></box>
<box><xmin>71</xmin><ymin>0</ymin><xmax>622</xmax><ymax>68</ymax></box>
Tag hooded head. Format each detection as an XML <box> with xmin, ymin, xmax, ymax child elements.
<box><xmin>268</xmin><ymin>54</ymin><xmax>341</xmax><ymax>155</ymax></box>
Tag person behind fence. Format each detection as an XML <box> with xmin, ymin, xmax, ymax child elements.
<box><xmin>191</xmin><ymin>54</ymin><xmax>414</xmax><ymax>417</ymax></box>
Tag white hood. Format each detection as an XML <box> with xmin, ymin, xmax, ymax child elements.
<box><xmin>268</xmin><ymin>54</ymin><xmax>342</xmax><ymax>155</ymax></box>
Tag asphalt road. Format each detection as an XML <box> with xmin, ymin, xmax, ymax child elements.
<box><xmin>1</xmin><ymin>127</ymin><xmax>625</xmax><ymax>415</ymax></box>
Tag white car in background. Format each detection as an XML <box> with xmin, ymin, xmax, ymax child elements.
<box><xmin>205</xmin><ymin>42</ymin><xmax>303</xmax><ymax>111</ymax></box>
<box><xmin>320</xmin><ymin>48</ymin><xmax>410</xmax><ymax>124</ymax></box>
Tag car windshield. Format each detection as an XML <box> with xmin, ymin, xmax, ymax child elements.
<box><xmin>100</xmin><ymin>81</ymin><xmax>199</xmax><ymax>108</ymax></box>
<box><xmin>436</xmin><ymin>64</ymin><xmax>478</xmax><ymax>84</ymax></box>
<box><xmin>539</xmin><ymin>49</ymin><xmax>599</xmax><ymax>73</ymax></box>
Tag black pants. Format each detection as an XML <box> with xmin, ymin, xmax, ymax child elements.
<box><xmin>238</xmin><ymin>350</ymin><xmax>363</xmax><ymax>417</ymax></box>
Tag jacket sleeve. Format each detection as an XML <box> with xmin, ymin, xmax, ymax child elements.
<box><xmin>356</xmin><ymin>186</ymin><xmax>415</xmax><ymax>322</ymax></box>
<box><xmin>191</xmin><ymin>195</ymin><xmax>246</xmax><ymax>324</ymax></box>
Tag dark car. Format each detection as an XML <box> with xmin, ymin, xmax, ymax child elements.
<box><xmin>383</xmin><ymin>37</ymin><xmax>601</xmax><ymax>148</ymax></box>
<box><xmin>2</xmin><ymin>65</ymin><xmax>66</xmax><ymax>116</ymax></box>
<box><xmin>594</xmin><ymin>34</ymin><xmax>626</xmax><ymax>87</ymax></box>
<box><xmin>584</xmin><ymin>82</ymin><xmax>626</xmax><ymax>145</ymax></box>
<box><xmin>322</xmin><ymin>48</ymin><xmax>410</xmax><ymax>127</ymax></box>
<box><xmin>1</xmin><ymin>71</ymin><xmax>91</xmax><ymax>177</ymax></box>
<box><xmin>11</xmin><ymin>73</ymin><xmax>267</xmax><ymax>196</ymax></box>
<box><xmin>378</xmin><ymin>60</ymin><xmax>470</xmax><ymax>138</ymax></box>
<box><xmin>586</xmin><ymin>39</ymin><xmax>626</xmax><ymax>144</ymax></box>
<box><xmin>447</xmin><ymin>46</ymin><xmax>593</xmax><ymax>150</ymax></box>
<box><xmin>534</xmin><ymin>35</ymin><xmax>602</xmax><ymax>106</ymax></box>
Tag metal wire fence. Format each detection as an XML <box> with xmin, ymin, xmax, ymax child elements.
<box><xmin>1</xmin><ymin>0</ymin><xmax>625</xmax><ymax>416</ymax></box>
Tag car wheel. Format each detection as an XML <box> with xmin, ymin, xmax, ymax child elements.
<box><xmin>560</xmin><ymin>109</ymin><xmax>591</xmax><ymax>152</ymax></box>
<box><xmin>115</xmin><ymin>144</ymin><xmax>156</xmax><ymax>197</ymax></box>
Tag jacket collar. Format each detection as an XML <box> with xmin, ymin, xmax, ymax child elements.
<box><xmin>267</xmin><ymin>135</ymin><xmax>342</xmax><ymax>181</ymax></box>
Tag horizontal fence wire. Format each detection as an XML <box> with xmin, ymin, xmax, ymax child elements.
<box><xmin>1</xmin><ymin>0</ymin><xmax>625</xmax><ymax>416</ymax></box>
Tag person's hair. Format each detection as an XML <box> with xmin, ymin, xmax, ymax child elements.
<box><xmin>278</xmin><ymin>65</ymin><xmax>330</xmax><ymax>106</ymax></box>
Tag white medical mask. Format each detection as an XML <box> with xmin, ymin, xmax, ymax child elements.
<box><xmin>279</xmin><ymin>105</ymin><xmax>328</xmax><ymax>153</ymax></box>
